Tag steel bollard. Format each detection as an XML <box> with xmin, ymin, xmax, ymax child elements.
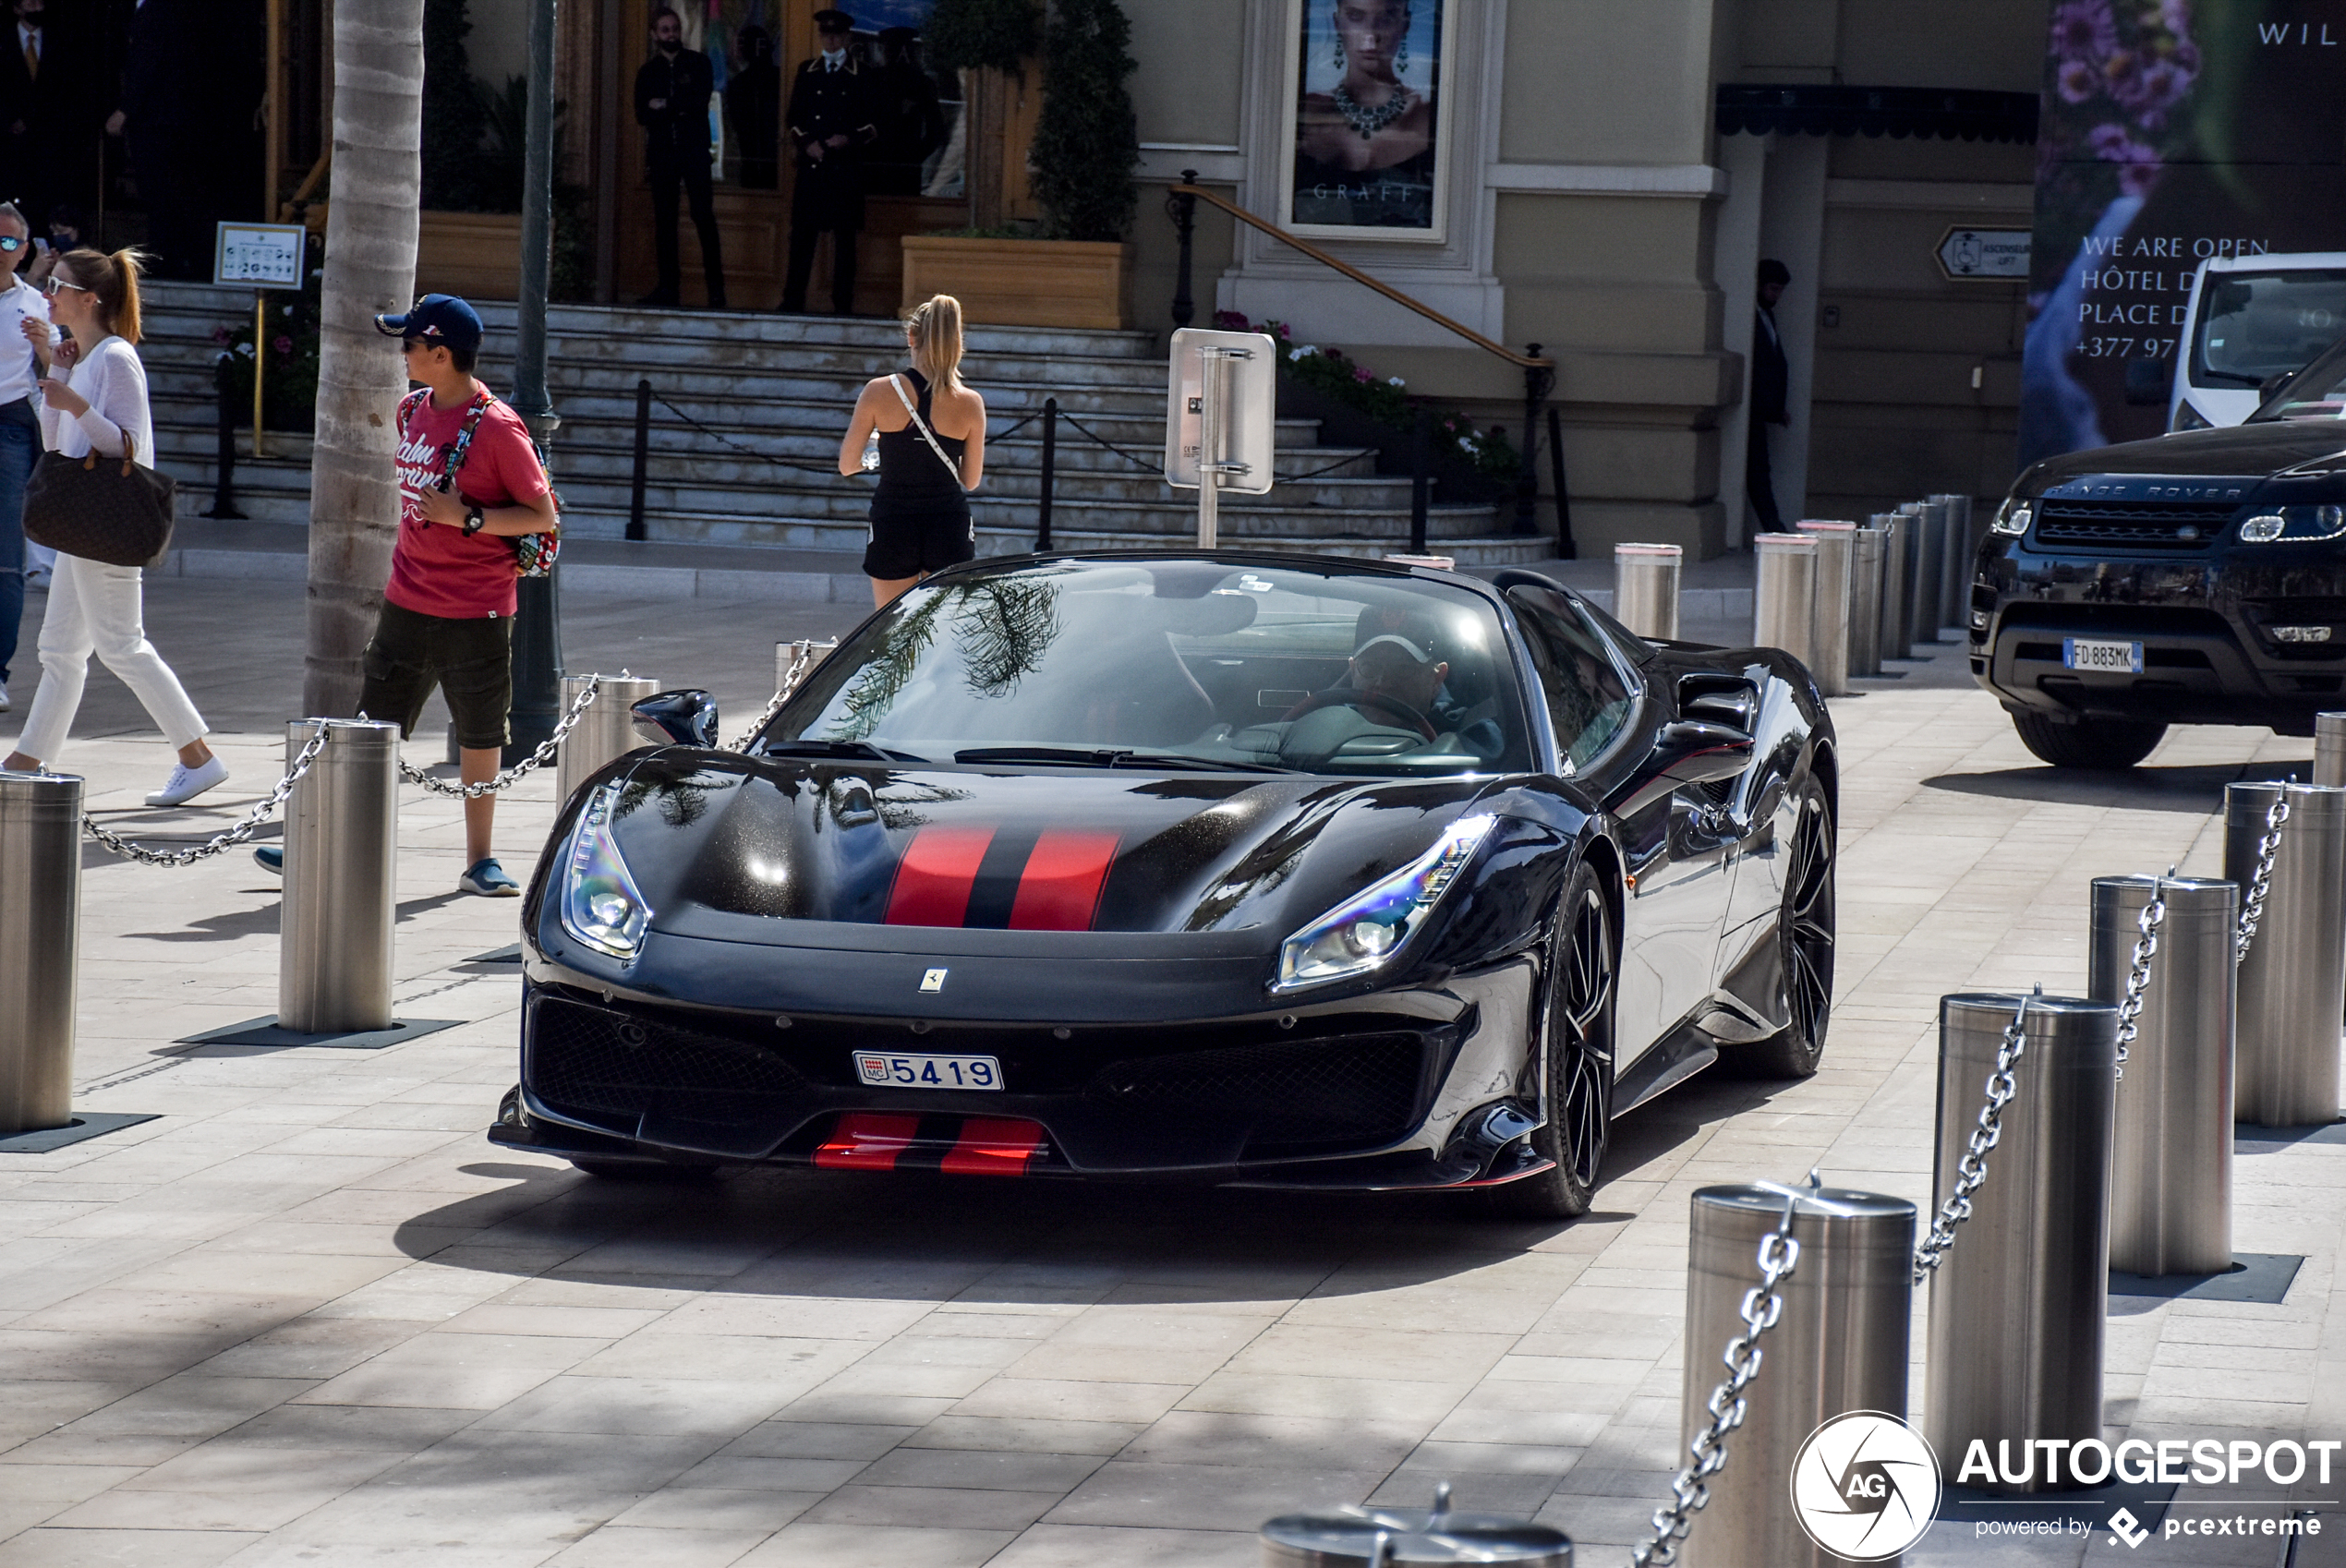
<box><xmin>1681</xmin><ymin>1183</ymin><xmax>1915</xmax><ymax>1568</ymax></box>
<box><xmin>280</xmin><ymin>720</ymin><xmax>400</xmax><ymax>1035</ymax></box>
<box><xmin>0</xmin><ymin>771</ymin><xmax>80</xmax><ymax>1135</ymax></box>
<box><xmin>1872</xmin><ymin>511</ymin><xmax>1911</xmax><ymax>660</ymax></box>
<box><xmin>2089</xmin><ymin>876</ymin><xmax>2237</xmax><ymax>1276</ymax></box>
<box><xmin>2316</xmin><ymin>712</ymin><xmax>2346</xmax><ymax>787</ymax></box>
<box><xmin>1848</xmin><ymin>525</ymin><xmax>1885</xmax><ymax>678</ymax></box>
<box><xmin>1923</xmin><ymin>994</ymin><xmax>2117</xmax><ymax>1492</ymax></box>
<box><xmin>1613</xmin><ymin>542</ymin><xmax>1682</xmax><ymax>641</ymax></box>
<box><xmin>555</xmin><ymin>673</ymin><xmax>661</xmax><ymax>806</ymax></box>
<box><xmin>1262</xmin><ymin>1488</ymin><xmax>1571</xmax><ymax>1566</ymax></box>
<box><xmin>1795</xmin><ymin>521</ymin><xmax>1856</xmax><ymax>697</ymax></box>
<box><xmin>1912</xmin><ymin>500</ymin><xmax>1952</xmax><ymax>641</ymax></box>
<box><xmin>1753</xmin><ymin>532</ymin><xmax>1820</xmax><ymax>673</ymax></box>
<box><xmin>1930</xmin><ymin>492</ymin><xmax>1974</xmax><ymax>633</ymax></box>
<box><xmin>2226</xmin><ymin>782</ymin><xmax>2346</xmax><ymax>1126</ymax></box>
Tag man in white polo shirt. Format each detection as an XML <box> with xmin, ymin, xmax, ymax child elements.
<box><xmin>0</xmin><ymin>200</ymin><xmax>48</xmax><ymax>713</ymax></box>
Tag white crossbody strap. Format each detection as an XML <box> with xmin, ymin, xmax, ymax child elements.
<box><xmin>889</xmin><ymin>374</ymin><xmax>968</xmax><ymax>491</ymax></box>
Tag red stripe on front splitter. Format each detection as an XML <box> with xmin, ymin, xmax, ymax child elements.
<box><xmin>885</xmin><ymin>826</ymin><xmax>997</xmax><ymax>926</ymax></box>
<box><xmin>815</xmin><ymin>1112</ymin><xmax>922</xmax><ymax>1170</ymax></box>
<box><xmin>939</xmin><ymin>1116</ymin><xmax>1047</xmax><ymax>1176</ymax></box>
<box><xmin>1008</xmin><ymin>829</ymin><xmax>1121</xmax><ymax>931</ymax></box>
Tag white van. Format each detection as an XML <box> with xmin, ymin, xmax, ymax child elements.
<box><xmin>2156</xmin><ymin>252</ymin><xmax>2346</xmax><ymax>430</ymax></box>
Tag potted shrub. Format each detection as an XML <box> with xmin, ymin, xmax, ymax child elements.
<box><xmin>902</xmin><ymin>0</ymin><xmax>1140</xmax><ymax>329</ymax></box>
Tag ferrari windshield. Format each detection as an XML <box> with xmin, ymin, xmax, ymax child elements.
<box><xmin>769</xmin><ymin>559</ymin><xmax>1538</xmax><ymax>776</ymax></box>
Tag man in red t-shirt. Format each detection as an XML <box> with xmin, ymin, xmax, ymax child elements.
<box><xmin>260</xmin><ymin>295</ymin><xmax>557</xmax><ymax>895</ymax></box>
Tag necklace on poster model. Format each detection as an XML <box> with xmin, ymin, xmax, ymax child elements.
<box><xmin>1331</xmin><ymin>81</ymin><xmax>1413</xmax><ymax>140</ymax></box>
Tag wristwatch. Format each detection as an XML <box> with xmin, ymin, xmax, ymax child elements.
<box><xmin>462</xmin><ymin>504</ymin><xmax>486</xmax><ymax>536</ymax></box>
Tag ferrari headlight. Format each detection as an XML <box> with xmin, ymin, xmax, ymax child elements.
<box><xmin>1275</xmin><ymin>814</ymin><xmax>1494</xmax><ymax>992</ymax></box>
<box><xmin>2238</xmin><ymin>505</ymin><xmax>2346</xmax><ymax>544</ymax></box>
<box><xmin>561</xmin><ymin>783</ymin><xmax>651</xmax><ymax>961</ymax></box>
<box><xmin>1989</xmin><ymin>499</ymin><xmax>2034</xmax><ymax>537</ymax></box>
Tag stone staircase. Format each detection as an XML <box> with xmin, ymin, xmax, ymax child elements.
<box><xmin>141</xmin><ymin>282</ymin><xmax>1546</xmax><ymax>568</ymax></box>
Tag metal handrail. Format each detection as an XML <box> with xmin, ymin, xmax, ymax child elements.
<box><xmin>1168</xmin><ymin>181</ymin><xmax>1552</xmax><ymax>372</ymax></box>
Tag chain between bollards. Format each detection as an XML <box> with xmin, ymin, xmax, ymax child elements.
<box><xmin>79</xmin><ymin>722</ymin><xmax>332</xmax><ymax>866</ymax></box>
<box><xmin>2235</xmin><ymin>784</ymin><xmax>2290</xmax><ymax>961</ymax></box>
<box><xmin>396</xmin><ymin>675</ymin><xmax>603</xmax><ymax>798</ymax></box>
<box><xmin>2111</xmin><ymin>876</ymin><xmax>2169</xmax><ymax>1080</ymax></box>
<box><xmin>1627</xmin><ymin>1191</ymin><xmax>1803</xmax><ymax>1568</ymax></box>
<box><xmin>1911</xmin><ymin>987</ymin><xmax>2035</xmax><ymax>1284</ymax></box>
<box><xmin>727</xmin><ymin>640</ymin><xmax>832</xmax><ymax>751</ymax></box>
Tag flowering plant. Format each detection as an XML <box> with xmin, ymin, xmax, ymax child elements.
<box><xmin>214</xmin><ymin>285</ymin><xmax>321</xmax><ymax>433</ymax></box>
<box><xmin>1214</xmin><ymin>310</ymin><xmax>1521</xmax><ymax>478</ymax></box>
<box><xmin>2039</xmin><ymin>0</ymin><xmax>2198</xmax><ymax>210</ymax></box>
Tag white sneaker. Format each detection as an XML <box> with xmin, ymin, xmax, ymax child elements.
<box><xmin>146</xmin><ymin>754</ymin><xmax>229</xmax><ymax>807</ymax></box>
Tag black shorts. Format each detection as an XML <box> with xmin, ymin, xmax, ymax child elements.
<box><xmin>864</xmin><ymin>495</ymin><xmax>975</xmax><ymax>581</ymax></box>
<box><xmin>358</xmin><ymin>600</ymin><xmax>514</xmax><ymax>752</ymax></box>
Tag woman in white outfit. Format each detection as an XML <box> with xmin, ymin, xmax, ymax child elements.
<box><xmin>2</xmin><ymin>247</ymin><xmax>224</xmax><ymax>805</ymax></box>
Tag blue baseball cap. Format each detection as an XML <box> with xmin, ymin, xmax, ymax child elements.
<box><xmin>376</xmin><ymin>294</ymin><xmax>483</xmax><ymax>356</ymax></box>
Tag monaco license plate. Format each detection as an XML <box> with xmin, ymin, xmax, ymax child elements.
<box><xmin>2062</xmin><ymin>636</ymin><xmax>2144</xmax><ymax>674</ymax></box>
<box><xmin>855</xmin><ymin>1052</ymin><xmax>1003</xmax><ymax>1091</ymax></box>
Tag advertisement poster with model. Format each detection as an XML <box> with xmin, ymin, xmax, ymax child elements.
<box><xmin>2021</xmin><ymin>0</ymin><xmax>2346</xmax><ymax>468</ymax></box>
<box><xmin>1283</xmin><ymin>0</ymin><xmax>1454</xmax><ymax>240</ymax></box>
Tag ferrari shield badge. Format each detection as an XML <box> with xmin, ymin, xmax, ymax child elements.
<box><xmin>920</xmin><ymin>969</ymin><xmax>948</xmax><ymax>994</ymax></box>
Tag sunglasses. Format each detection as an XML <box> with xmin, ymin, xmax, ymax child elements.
<box><xmin>40</xmin><ymin>274</ymin><xmax>84</xmax><ymax>295</ymax></box>
<box><xmin>0</xmin><ymin>237</ymin><xmax>19</xmax><ymax>253</ymax></box>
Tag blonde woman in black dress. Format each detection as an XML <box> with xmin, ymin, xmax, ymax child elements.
<box><xmin>837</xmin><ymin>294</ymin><xmax>986</xmax><ymax>608</ymax></box>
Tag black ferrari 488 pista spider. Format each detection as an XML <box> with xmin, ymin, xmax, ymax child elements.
<box><xmin>490</xmin><ymin>552</ymin><xmax>1837</xmax><ymax>1217</ymax></box>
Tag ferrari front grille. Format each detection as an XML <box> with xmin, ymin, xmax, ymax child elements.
<box><xmin>1084</xmin><ymin>1032</ymin><xmax>1429</xmax><ymax>1152</ymax></box>
<box><xmin>529</xmin><ymin>995</ymin><xmax>809</xmax><ymax>1122</ymax></box>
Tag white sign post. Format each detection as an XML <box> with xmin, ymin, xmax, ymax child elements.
<box><xmin>213</xmin><ymin>223</ymin><xmax>308</xmax><ymax>459</ymax></box>
<box><xmin>1936</xmin><ymin>226</ymin><xmax>2032</xmax><ymax>282</ymax></box>
<box><xmin>1164</xmin><ymin>328</ymin><xmax>1277</xmax><ymax>549</ymax></box>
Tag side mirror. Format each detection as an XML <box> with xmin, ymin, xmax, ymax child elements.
<box><xmin>1616</xmin><ymin>718</ymin><xmax>1753</xmax><ymax>816</ymax></box>
<box><xmin>2123</xmin><ymin>357</ymin><xmax>2171</xmax><ymax>406</ymax></box>
<box><xmin>1655</xmin><ymin>718</ymin><xmax>1754</xmax><ymax>787</ymax></box>
<box><xmin>631</xmin><ymin>689</ymin><xmax>721</xmax><ymax>748</ymax></box>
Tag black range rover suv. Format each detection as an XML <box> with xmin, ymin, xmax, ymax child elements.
<box><xmin>1977</xmin><ymin>340</ymin><xmax>2346</xmax><ymax>768</ymax></box>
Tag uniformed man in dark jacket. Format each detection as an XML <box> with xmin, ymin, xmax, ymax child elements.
<box><xmin>1747</xmin><ymin>258</ymin><xmax>1791</xmax><ymax>534</ymax></box>
<box><xmin>635</xmin><ymin>6</ymin><xmax>726</xmax><ymax>308</ymax></box>
<box><xmin>779</xmin><ymin>8</ymin><xmax>877</xmax><ymax>316</ymax></box>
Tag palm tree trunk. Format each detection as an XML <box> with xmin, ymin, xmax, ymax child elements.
<box><xmin>303</xmin><ymin>0</ymin><xmax>424</xmax><ymax>718</ymax></box>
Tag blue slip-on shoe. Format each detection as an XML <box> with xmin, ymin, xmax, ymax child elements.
<box><xmin>460</xmin><ymin>858</ymin><xmax>522</xmax><ymax>897</ymax></box>
<box><xmin>254</xmin><ymin>845</ymin><xmax>283</xmax><ymax>874</ymax></box>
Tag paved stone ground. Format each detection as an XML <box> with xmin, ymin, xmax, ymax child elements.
<box><xmin>0</xmin><ymin>575</ymin><xmax>2340</xmax><ymax>1567</ymax></box>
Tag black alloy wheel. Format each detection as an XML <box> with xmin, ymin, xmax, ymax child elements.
<box><xmin>2012</xmin><ymin>711</ymin><xmax>2167</xmax><ymax>770</ymax></box>
<box><xmin>1492</xmin><ymin>863</ymin><xmax>1616</xmax><ymax>1219</ymax></box>
<box><xmin>1726</xmin><ymin>777</ymin><xmax>1835</xmax><ymax>1079</ymax></box>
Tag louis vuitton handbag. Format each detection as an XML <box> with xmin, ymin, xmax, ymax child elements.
<box><xmin>22</xmin><ymin>431</ymin><xmax>176</xmax><ymax>570</ymax></box>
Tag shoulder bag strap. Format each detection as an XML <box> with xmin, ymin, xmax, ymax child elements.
<box><xmin>888</xmin><ymin>373</ymin><xmax>967</xmax><ymax>491</ymax></box>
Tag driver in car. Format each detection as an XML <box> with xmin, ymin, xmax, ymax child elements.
<box><xmin>1278</xmin><ymin>606</ymin><xmax>1501</xmax><ymax>763</ymax></box>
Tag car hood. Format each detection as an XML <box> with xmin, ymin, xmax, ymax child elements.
<box><xmin>580</xmin><ymin>750</ymin><xmax>1511</xmax><ymax>947</ymax></box>
<box><xmin>2022</xmin><ymin>420</ymin><xmax>2346</xmax><ymax>492</ymax></box>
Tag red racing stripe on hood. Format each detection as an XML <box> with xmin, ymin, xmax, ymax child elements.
<box><xmin>885</xmin><ymin>826</ymin><xmax>998</xmax><ymax>926</ymax></box>
<box><xmin>1009</xmin><ymin>829</ymin><xmax>1122</xmax><ymax>931</ymax></box>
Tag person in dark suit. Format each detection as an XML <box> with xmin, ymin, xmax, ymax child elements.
<box><xmin>635</xmin><ymin>6</ymin><xmax>725</xmax><ymax>308</ymax></box>
<box><xmin>0</xmin><ymin>0</ymin><xmax>90</xmax><ymax>231</ymax></box>
<box><xmin>866</xmin><ymin>26</ymin><xmax>944</xmax><ymax>197</ymax></box>
<box><xmin>779</xmin><ymin>8</ymin><xmax>877</xmax><ymax>316</ymax></box>
<box><xmin>109</xmin><ymin>0</ymin><xmax>211</xmax><ymax>278</ymax></box>
<box><xmin>1747</xmin><ymin>257</ymin><xmax>1791</xmax><ymax>535</ymax></box>
<box><xmin>727</xmin><ymin>24</ymin><xmax>781</xmax><ymax>191</ymax></box>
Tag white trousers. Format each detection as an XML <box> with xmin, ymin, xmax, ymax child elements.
<box><xmin>12</xmin><ymin>552</ymin><xmax>208</xmax><ymax>764</ymax></box>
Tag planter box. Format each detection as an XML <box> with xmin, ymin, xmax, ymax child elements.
<box><xmin>1276</xmin><ymin>370</ymin><xmax>1514</xmax><ymax>504</ymax></box>
<box><xmin>418</xmin><ymin>211</ymin><xmax>523</xmax><ymax>302</ymax></box>
<box><xmin>899</xmin><ymin>235</ymin><xmax>1131</xmax><ymax>330</ymax></box>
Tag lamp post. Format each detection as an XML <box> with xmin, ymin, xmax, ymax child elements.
<box><xmin>505</xmin><ymin>0</ymin><xmax>564</xmax><ymax>764</ymax></box>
